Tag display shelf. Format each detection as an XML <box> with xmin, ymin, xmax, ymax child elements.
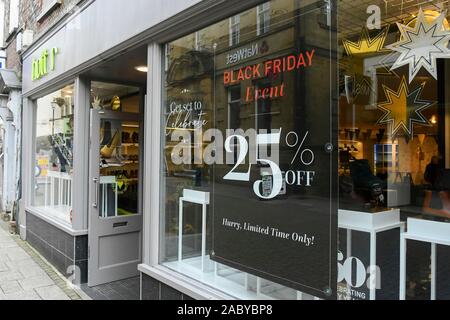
<box><xmin>339</xmin><ymin>208</ymin><xmax>402</xmax><ymax>232</ymax></box>
<box><xmin>165</xmin><ymin>257</ymin><xmax>302</xmax><ymax>300</ymax></box>
<box><xmin>400</xmin><ymin>218</ymin><xmax>450</xmax><ymax>300</ymax></box>
<box><xmin>339</xmin><ymin>208</ymin><xmax>405</xmax><ymax>300</ymax></box>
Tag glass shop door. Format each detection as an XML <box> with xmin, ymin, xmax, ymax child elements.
<box><xmin>88</xmin><ymin>109</ymin><xmax>142</xmax><ymax>287</ymax></box>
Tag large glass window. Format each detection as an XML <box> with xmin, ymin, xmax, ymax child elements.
<box><xmin>159</xmin><ymin>0</ymin><xmax>450</xmax><ymax>301</ymax></box>
<box><xmin>338</xmin><ymin>0</ymin><xmax>450</xmax><ymax>300</ymax></box>
<box><xmin>33</xmin><ymin>84</ymin><xmax>74</xmax><ymax>225</ymax></box>
<box><xmin>161</xmin><ymin>0</ymin><xmax>335</xmax><ymax>300</ymax></box>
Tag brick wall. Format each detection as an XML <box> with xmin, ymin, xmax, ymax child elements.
<box><xmin>21</xmin><ymin>0</ymin><xmax>86</xmax><ymax>39</ymax></box>
<box><xmin>3</xmin><ymin>0</ymin><xmax>87</xmax><ymax>76</ymax></box>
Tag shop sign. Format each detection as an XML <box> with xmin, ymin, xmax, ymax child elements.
<box><xmin>31</xmin><ymin>47</ymin><xmax>59</xmax><ymax>81</ymax></box>
<box><xmin>209</xmin><ymin>12</ymin><xmax>337</xmax><ymax>299</ymax></box>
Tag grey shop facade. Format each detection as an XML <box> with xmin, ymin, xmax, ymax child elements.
<box><xmin>19</xmin><ymin>0</ymin><xmax>450</xmax><ymax>300</ymax></box>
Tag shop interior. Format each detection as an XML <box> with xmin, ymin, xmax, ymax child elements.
<box><xmin>337</xmin><ymin>2</ymin><xmax>450</xmax><ymax>300</ymax></box>
<box><xmin>80</xmin><ymin>45</ymin><xmax>147</xmax><ymax>218</ymax></box>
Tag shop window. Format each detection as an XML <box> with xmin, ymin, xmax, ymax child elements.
<box><xmin>257</xmin><ymin>2</ymin><xmax>271</xmax><ymax>36</ymax></box>
<box><xmin>33</xmin><ymin>84</ymin><xmax>74</xmax><ymax>225</ymax></box>
<box><xmin>229</xmin><ymin>15</ymin><xmax>240</xmax><ymax>46</ymax></box>
<box><xmin>161</xmin><ymin>0</ymin><xmax>335</xmax><ymax>300</ymax></box>
<box><xmin>338</xmin><ymin>1</ymin><xmax>450</xmax><ymax>300</ymax></box>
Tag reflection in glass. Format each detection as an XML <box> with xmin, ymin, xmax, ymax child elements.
<box><xmin>338</xmin><ymin>0</ymin><xmax>450</xmax><ymax>300</ymax></box>
<box><xmin>34</xmin><ymin>84</ymin><xmax>74</xmax><ymax>225</ymax></box>
<box><xmin>161</xmin><ymin>0</ymin><xmax>334</xmax><ymax>300</ymax></box>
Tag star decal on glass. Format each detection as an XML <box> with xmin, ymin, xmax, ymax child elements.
<box><xmin>377</xmin><ymin>77</ymin><xmax>434</xmax><ymax>137</ymax></box>
<box><xmin>386</xmin><ymin>8</ymin><xmax>450</xmax><ymax>83</ymax></box>
<box><xmin>343</xmin><ymin>27</ymin><xmax>389</xmax><ymax>56</ymax></box>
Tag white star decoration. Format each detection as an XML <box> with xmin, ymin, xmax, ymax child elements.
<box><xmin>387</xmin><ymin>9</ymin><xmax>450</xmax><ymax>83</ymax></box>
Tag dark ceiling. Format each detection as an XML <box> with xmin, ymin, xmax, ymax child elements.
<box><xmin>82</xmin><ymin>45</ymin><xmax>148</xmax><ymax>86</ymax></box>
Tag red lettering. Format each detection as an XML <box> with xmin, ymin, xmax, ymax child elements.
<box><xmin>245</xmin><ymin>83</ymin><xmax>286</xmax><ymax>102</ymax></box>
<box><xmin>245</xmin><ymin>66</ymin><xmax>252</xmax><ymax>80</ymax></box>
<box><xmin>273</xmin><ymin>59</ymin><xmax>282</xmax><ymax>74</ymax></box>
<box><xmin>297</xmin><ymin>53</ymin><xmax>306</xmax><ymax>68</ymax></box>
<box><xmin>253</xmin><ymin>64</ymin><xmax>261</xmax><ymax>78</ymax></box>
<box><xmin>287</xmin><ymin>55</ymin><xmax>296</xmax><ymax>71</ymax></box>
<box><xmin>237</xmin><ymin>69</ymin><xmax>245</xmax><ymax>82</ymax></box>
<box><xmin>265</xmin><ymin>61</ymin><xmax>273</xmax><ymax>76</ymax></box>
<box><xmin>246</xmin><ymin>86</ymin><xmax>254</xmax><ymax>102</ymax></box>
<box><xmin>224</xmin><ymin>72</ymin><xmax>230</xmax><ymax>85</ymax></box>
<box><xmin>306</xmin><ymin>49</ymin><xmax>315</xmax><ymax>66</ymax></box>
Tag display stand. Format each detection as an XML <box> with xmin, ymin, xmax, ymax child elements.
<box><xmin>339</xmin><ymin>208</ymin><xmax>405</xmax><ymax>300</ymax></box>
<box><xmin>43</xmin><ymin>171</ymin><xmax>73</xmax><ymax>222</ymax></box>
<box><xmin>45</xmin><ymin>171</ymin><xmax>73</xmax><ymax>209</ymax></box>
<box><xmin>178</xmin><ymin>189</ymin><xmax>210</xmax><ymax>272</ymax></box>
<box><xmin>400</xmin><ymin>218</ymin><xmax>450</xmax><ymax>300</ymax></box>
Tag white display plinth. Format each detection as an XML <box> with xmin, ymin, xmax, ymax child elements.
<box><xmin>178</xmin><ymin>189</ymin><xmax>210</xmax><ymax>272</ymax></box>
<box><xmin>339</xmin><ymin>208</ymin><xmax>405</xmax><ymax>300</ymax></box>
<box><xmin>400</xmin><ymin>218</ymin><xmax>450</xmax><ymax>300</ymax></box>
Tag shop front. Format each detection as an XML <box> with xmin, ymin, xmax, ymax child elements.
<box><xmin>19</xmin><ymin>0</ymin><xmax>225</xmax><ymax>290</ymax></box>
<box><xmin>140</xmin><ymin>0</ymin><xmax>450</xmax><ymax>300</ymax></box>
<box><xmin>18</xmin><ymin>0</ymin><xmax>450</xmax><ymax>300</ymax></box>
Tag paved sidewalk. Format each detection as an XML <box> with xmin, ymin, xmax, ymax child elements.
<box><xmin>0</xmin><ymin>221</ymin><xmax>84</xmax><ymax>300</ymax></box>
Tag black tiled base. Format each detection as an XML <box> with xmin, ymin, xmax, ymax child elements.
<box><xmin>81</xmin><ymin>277</ymin><xmax>140</xmax><ymax>300</ymax></box>
<box><xmin>141</xmin><ymin>273</ymin><xmax>193</xmax><ymax>300</ymax></box>
<box><xmin>26</xmin><ymin>212</ymin><xmax>88</xmax><ymax>284</ymax></box>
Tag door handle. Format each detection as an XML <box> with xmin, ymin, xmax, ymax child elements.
<box><xmin>93</xmin><ymin>177</ymin><xmax>99</xmax><ymax>208</ymax></box>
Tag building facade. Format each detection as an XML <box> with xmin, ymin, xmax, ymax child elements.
<box><xmin>1</xmin><ymin>0</ymin><xmax>449</xmax><ymax>300</ymax></box>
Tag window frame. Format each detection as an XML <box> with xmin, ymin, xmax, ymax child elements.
<box><xmin>229</xmin><ymin>14</ymin><xmax>241</xmax><ymax>47</ymax></box>
<box><xmin>31</xmin><ymin>83</ymin><xmax>76</xmax><ymax>226</ymax></box>
<box><xmin>227</xmin><ymin>85</ymin><xmax>241</xmax><ymax>129</ymax></box>
<box><xmin>25</xmin><ymin>77</ymin><xmax>90</xmax><ymax>233</ymax></box>
<box><xmin>256</xmin><ymin>2</ymin><xmax>271</xmax><ymax>36</ymax></box>
<box><xmin>37</xmin><ymin>0</ymin><xmax>62</xmax><ymax>23</ymax></box>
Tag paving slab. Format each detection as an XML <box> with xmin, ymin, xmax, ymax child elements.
<box><xmin>0</xmin><ymin>280</ymin><xmax>23</xmax><ymax>295</ymax></box>
<box><xmin>35</xmin><ymin>285</ymin><xmax>71</xmax><ymax>300</ymax></box>
<box><xmin>0</xmin><ymin>221</ymin><xmax>83</xmax><ymax>300</ymax></box>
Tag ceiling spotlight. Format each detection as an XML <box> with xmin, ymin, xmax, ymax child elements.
<box><xmin>135</xmin><ymin>65</ymin><xmax>148</xmax><ymax>73</ymax></box>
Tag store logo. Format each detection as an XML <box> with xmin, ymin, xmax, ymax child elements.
<box><xmin>31</xmin><ymin>47</ymin><xmax>59</xmax><ymax>81</ymax></box>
